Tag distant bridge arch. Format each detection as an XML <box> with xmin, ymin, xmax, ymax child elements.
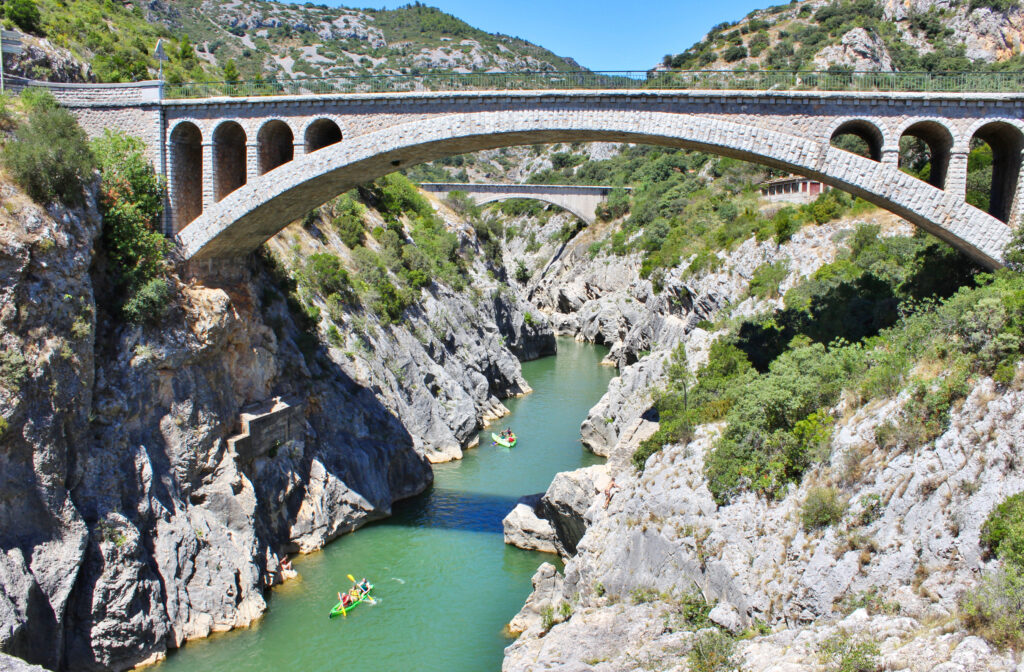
<box><xmin>418</xmin><ymin>183</ymin><xmax>626</xmax><ymax>224</ymax></box>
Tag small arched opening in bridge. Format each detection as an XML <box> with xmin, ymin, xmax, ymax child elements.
<box><xmin>305</xmin><ymin>119</ymin><xmax>343</xmax><ymax>154</ymax></box>
<box><xmin>170</xmin><ymin>121</ymin><xmax>203</xmax><ymax>232</ymax></box>
<box><xmin>213</xmin><ymin>121</ymin><xmax>247</xmax><ymax>202</ymax></box>
<box><xmin>899</xmin><ymin>121</ymin><xmax>953</xmax><ymax>190</ymax></box>
<box><xmin>968</xmin><ymin>122</ymin><xmax>1024</xmax><ymax>223</ymax></box>
<box><xmin>830</xmin><ymin>120</ymin><xmax>883</xmax><ymax>161</ymax></box>
<box><xmin>478</xmin><ymin>195</ymin><xmax>590</xmax><ymax>226</ymax></box>
<box><xmin>258</xmin><ymin>120</ymin><xmax>294</xmax><ymax>175</ymax></box>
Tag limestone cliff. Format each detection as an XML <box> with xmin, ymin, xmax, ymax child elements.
<box><xmin>502</xmin><ymin>210</ymin><xmax>1024</xmax><ymax>670</ymax></box>
<box><xmin>0</xmin><ymin>171</ymin><xmax>549</xmax><ymax>670</ymax></box>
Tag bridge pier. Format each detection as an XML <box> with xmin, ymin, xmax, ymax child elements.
<box><xmin>201</xmin><ymin>141</ymin><xmax>216</xmax><ymax>212</ymax></box>
<box><xmin>246</xmin><ymin>143</ymin><xmax>260</xmax><ymax>184</ymax></box>
<box><xmin>881</xmin><ymin>146</ymin><xmax>900</xmax><ymax>167</ymax></box>
<box><xmin>947</xmin><ymin>150</ymin><xmax>969</xmax><ymax>203</ymax></box>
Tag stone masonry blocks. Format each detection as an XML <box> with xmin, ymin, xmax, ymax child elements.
<box><xmin>35</xmin><ymin>83</ymin><xmax>1022</xmax><ymax>267</ymax></box>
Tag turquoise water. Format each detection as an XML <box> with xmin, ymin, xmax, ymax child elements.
<box><xmin>156</xmin><ymin>338</ymin><xmax>614</xmax><ymax>672</ymax></box>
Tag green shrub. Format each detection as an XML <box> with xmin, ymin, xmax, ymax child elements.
<box><xmin>331</xmin><ymin>194</ymin><xmax>367</xmax><ymax>248</ymax></box>
<box><xmin>802</xmin><ymin>487</ymin><xmax>847</xmax><ymax>531</ymax></box>
<box><xmin>222</xmin><ymin>59</ymin><xmax>240</xmax><ymax>83</ymax></box>
<box><xmin>3</xmin><ymin>90</ymin><xmax>95</xmax><ymax>206</ymax></box>
<box><xmin>688</xmin><ymin>629</ymin><xmax>736</xmax><ymax>672</ymax></box>
<box><xmin>92</xmin><ymin>130</ymin><xmax>169</xmax><ymax>297</ymax></box>
<box><xmin>0</xmin><ymin>350</ymin><xmax>29</xmax><ymax>392</ymax></box>
<box><xmin>631</xmin><ymin>587</ymin><xmax>659</xmax><ymax>604</ymax></box>
<box><xmin>302</xmin><ymin>253</ymin><xmax>356</xmax><ymax>304</ymax></box>
<box><xmin>0</xmin><ymin>416</ymin><xmax>8</xmax><ymax>438</ymax></box>
<box><xmin>818</xmin><ymin>632</ymin><xmax>881</xmax><ymax>672</ymax></box>
<box><xmin>678</xmin><ymin>590</ymin><xmax>713</xmax><ymax>629</ymax></box>
<box><xmin>122</xmin><ymin>277</ymin><xmax>171</xmax><ymax>325</ymax></box>
<box><xmin>514</xmin><ymin>260</ymin><xmax>530</xmax><ymax>283</ymax></box>
<box><xmin>748</xmin><ymin>261</ymin><xmax>789</xmax><ymax>300</ymax></box>
<box><xmin>371</xmin><ymin>278</ymin><xmax>408</xmax><ymax>324</ymax></box>
<box><xmin>981</xmin><ymin>492</ymin><xmax>1024</xmax><ymax>569</ymax></box>
<box><xmin>960</xmin><ymin>564</ymin><xmax>1024</xmax><ymax>650</ymax></box>
<box><xmin>686</xmin><ymin>249</ymin><xmax>723</xmax><ymax>278</ymax></box>
<box><xmin>722</xmin><ymin>45</ymin><xmax>748</xmax><ymax>62</ymax></box>
<box><xmin>4</xmin><ymin>0</ymin><xmax>42</xmax><ymax>34</ymax></box>
<box><xmin>540</xmin><ymin>605</ymin><xmax>556</xmax><ymax>632</ymax></box>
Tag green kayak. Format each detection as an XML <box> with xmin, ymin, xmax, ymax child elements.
<box><xmin>329</xmin><ymin>583</ymin><xmax>375</xmax><ymax>618</ymax></box>
<box><xmin>492</xmin><ymin>432</ymin><xmax>517</xmax><ymax>448</ymax></box>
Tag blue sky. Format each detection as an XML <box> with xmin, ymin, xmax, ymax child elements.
<box><xmin>294</xmin><ymin>1</ymin><xmax>774</xmax><ymax>71</ymax></box>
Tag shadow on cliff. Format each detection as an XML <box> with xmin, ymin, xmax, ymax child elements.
<box><xmin>58</xmin><ymin>252</ymin><xmax>432</xmax><ymax>671</ymax></box>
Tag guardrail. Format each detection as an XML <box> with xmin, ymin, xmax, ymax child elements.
<box><xmin>162</xmin><ymin>69</ymin><xmax>1024</xmax><ymax>99</ymax></box>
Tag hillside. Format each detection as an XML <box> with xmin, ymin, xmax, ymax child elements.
<box><xmin>2</xmin><ymin>0</ymin><xmax>579</xmax><ymax>84</ymax></box>
<box><xmin>660</xmin><ymin>0</ymin><xmax>1024</xmax><ymax>73</ymax></box>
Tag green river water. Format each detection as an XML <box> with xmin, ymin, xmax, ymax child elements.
<box><xmin>157</xmin><ymin>338</ymin><xmax>615</xmax><ymax>672</ymax></box>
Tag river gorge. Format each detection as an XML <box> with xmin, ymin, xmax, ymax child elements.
<box><xmin>152</xmin><ymin>339</ymin><xmax>614</xmax><ymax>672</ymax></box>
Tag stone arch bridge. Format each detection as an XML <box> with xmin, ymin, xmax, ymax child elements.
<box><xmin>418</xmin><ymin>183</ymin><xmax>626</xmax><ymax>224</ymax></box>
<box><xmin>31</xmin><ymin>79</ymin><xmax>1024</xmax><ymax>268</ymax></box>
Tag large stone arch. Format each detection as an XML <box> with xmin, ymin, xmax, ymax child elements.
<box><xmin>169</xmin><ymin>121</ymin><xmax>203</xmax><ymax>233</ymax></box>
<box><xmin>178</xmin><ymin>109</ymin><xmax>1013</xmax><ymax>267</ymax></box>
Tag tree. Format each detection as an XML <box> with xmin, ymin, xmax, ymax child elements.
<box><xmin>4</xmin><ymin>0</ymin><xmax>42</xmax><ymax>35</ymax></box>
<box><xmin>222</xmin><ymin>59</ymin><xmax>240</xmax><ymax>83</ymax></box>
<box><xmin>91</xmin><ymin>130</ymin><xmax>170</xmax><ymax>321</ymax></box>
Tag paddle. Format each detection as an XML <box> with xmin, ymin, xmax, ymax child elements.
<box><xmin>347</xmin><ymin>573</ymin><xmax>375</xmax><ymax>603</ymax></box>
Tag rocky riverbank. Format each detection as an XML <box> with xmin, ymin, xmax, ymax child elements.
<box><xmin>501</xmin><ymin>209</ymin><xmax>1024</xmax><ymax>670</ymax></box>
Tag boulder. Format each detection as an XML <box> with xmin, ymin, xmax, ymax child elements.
<box><xmin>503</xmin><ymin>495</ymin><xmax>558</xmax><ymax>554</ymax></box>
<box><xmin>507</xmin><ymin>563</ymin><xmax>564</xmax><ymax>635</ymax></box>
<box><xmin>542</xmin><ymin>466</ymin><xmax>609</xmax><ymax>557</ymax></box>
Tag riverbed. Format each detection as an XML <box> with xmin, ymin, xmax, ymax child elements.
<box><xmin>155</xmin><ymin>338</ymin><xmax>615</xmax><ymax>672</ymax></box>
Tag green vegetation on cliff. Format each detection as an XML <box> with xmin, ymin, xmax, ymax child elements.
<box><xmin>662</xmin><ymin>0</ymin><xmax>1024</xmax><ymax>73</ymax></box>
<box><xmin>1</xmin><ymin>89</ymin><xmax>94</xmax><ymax>206</ymax></box>
<box><xmin>962</xmin><ymin>491</ymin><xmax>1024</xmax><ymax>649</ymax></box>
<box><xmin>18</xmin><ymin>0</ymin><xmax>576</xmax><ymax>84</ymax></box>
<box><xmin>634</xmin><ymin>225</ymin><xmax>1024</xmax><ymax>512</ymax></box>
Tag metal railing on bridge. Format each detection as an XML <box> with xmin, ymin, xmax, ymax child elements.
<box><xmin>162</xmin><ymin>69</ymin><xmax>1024</xmax><ymax>99</ymax></box>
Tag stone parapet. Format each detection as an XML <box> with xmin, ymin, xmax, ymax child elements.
<box><xmin>227</xmin><ymin>397</ymin><xmax>305</xmax><ymax>463</ymax></box>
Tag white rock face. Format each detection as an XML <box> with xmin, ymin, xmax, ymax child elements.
<box><xmin>814</xmin><ymin>28</ymin><xmax>895</xmax><ymax>71</ymax></box>
<box><xmin>505</xmin><ymin>368</ymin><xmax>1024</xmax><ymax>671</ymax></box>
<box><xmin>503</xmin><ymin>495</ymin><xmax>558</xmax><ymax>554</ymax></box>
<box><xmin>505</xmin><ymin>212</ymin><xmax>1021</xmax><ymax>671</ymax></box>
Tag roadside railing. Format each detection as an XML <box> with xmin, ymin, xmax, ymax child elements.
<box><xmin>162</xmin><ymin>69</ymin><xmax>1024</xmax><ymax>99</ymax></box>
